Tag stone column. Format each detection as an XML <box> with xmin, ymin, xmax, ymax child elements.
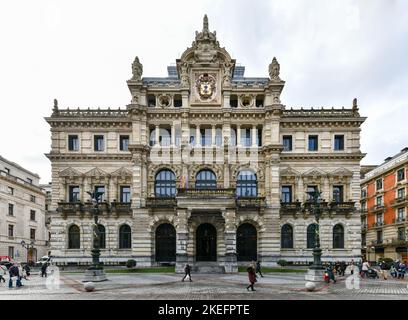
<box><xmin>252</xmin><ymin>125</ymin><xmax>257</xmax><ymax>147</ymax></box>
<box><xmin>237</xmin><ymin>125</ymin><xmax>241</xmax><ymax>147</ymax></box>
<box><xmin>297</xmin><ymin>177</ymin><xmax>304</xmax><ymax>202</ymax></box>
<box><xmin>223</xmin><ymin>209</ymin><xmax>238</xmax><ymax>273</ymax></box>
<box><xmin>155</xmin><ymin>125</ymin><xmax>160</xmax><ymax>146</ymax></box>
<box><xmin>175</xmin><ymin>208</ymin><xmax>190</xmax><ymax>273</ymax></box>
<box><xmin>211</xmin><ymin>125</ymin><xmax>216</xmax><ymax>146</ymax></box>
<box><xmin>195</xmin><ymin>125</ymin><xmax>201</xmax><ymax>146</ymax></box>
<box><xmin>171</xmin><ymin>124</ymin><xmax>175</xmax><ymax>146</ymax></box>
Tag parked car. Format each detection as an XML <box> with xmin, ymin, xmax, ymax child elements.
<box><xmin>0</xmin><ymin>260</ymin><xmax>13</xmax><ymax>270</ymax></box>
<box><xmin>35</xmin><ymin>256</ymin><xmax>50</xmax><ymax>267</ymax></box>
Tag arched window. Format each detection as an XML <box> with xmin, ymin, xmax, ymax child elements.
<box><xmin>333</xmin><ymin>224</ymin><xmax>344</xmax><ymax>249</ymax></box>
<box><xmin>155</xmin><ymin>224</ymin><xmax>176</xmax><ymax>262</ymax></box>
<box><xmin>119</xmin><ymin>224</ymin><xmax>131</xmax><ymax>249</ymax></box>
<box><xmin>236</xmin><ymin>223</ymin><xmax>257</xmax><ymax>261</ymax></box>
<box><xmin>195</xmin><ymin>170</ymin><xmax>216</xmax><ymax>189</ymax></box>
<box><xmin>155</xmin><ymin>169</ymin><xmax>176</xmax><ymax>197</ymax></box>
<box><xmin>236</xmin><ymin>170</ymin><xmax>257</xmax><ymax>197</ymax></box>
<box><xmin>307</xmin><ymin>224</ymin><xmax>318</xmax><ymax>249</ymax></box>
<box><xmin>93</xmin><ymin>224</ymin><xmax>106</xmax><ymax>249</ymax></box>
<box><xmin>281</xmin><ymin>224</ymin><xmax>293</xmax><ymax>249</ymax></box>
<box><xmin>68</xmin><ymin>225</ymin><xmax>80</xmax><ymax>249</ymax></box>
<box><xmin>149</xmin><ymin>128</ymin><xmax>171</xmax><ymax>146</ymax></box>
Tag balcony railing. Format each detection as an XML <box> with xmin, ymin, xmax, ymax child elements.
<box><xmin>374</xmin><ymin>221</ymin><xmax>384</xmax><ymax>227</ymax></box>
<box><xmin>146</xmin><ymin>197</ymin><xmax>177</xmax><ymax>208</ymax></box>
<box><xmin>57</xmin><ymin>201</ymin><xmax>131</xmax><ymax>216</ymax></box>
<box><xmin>280</xmin><ymin>201</ymin><xmax>302</xmax><ymax>214</ymax></box>
<box><xmin>0</xmin><ymin>170</ymin><xmax>43</xmax><ymax>191</ymax></box>
<box><xmin>372</xmin><ymin>240</ymin><xmax>384</xmax><ymax>246</ymax></box>
<box><xmin>372</xmin><ymin>204</ymin><xmax>385</xmax><ymax>212</ymax></box>
<box><xmin>236</xmin><ymin>197</ymin><xmax>265</xmax><ymax>209</ymax></box>
<box><xmin>329</xmin><ymin>201</ymin><xmax>355</xmax><ymax>213</ymax></box>
<box><xmin>393</xmin><ymin>217</ymin><xmax>406</xmax><ymax>224</ymax></box>
<box><xmin>391</xmin><ymin>196</ymin><xmax>408</xmax><ymax>207</ymax></box>
<box><xmin>391</xmin><ymin>238</ymin><xmax>408</xmax><ymax>247</ymax></box>
<box><xmin>177</xmin><ymin>188</ymin><xmax>235</xmax><ymax>198</ymax></box>
<box><xmin>110</xmin><ymin>202</ymin><xmax>132</xmax><ymax>213</ymax></box>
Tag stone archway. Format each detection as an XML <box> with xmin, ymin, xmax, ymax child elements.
<box><xmin>236</xmin><ymin>223</ymin><xmax>257</xmax><ymax>261</ymax></box>
<box><xmin>155</xmin><ymin>223</ymin><xmax>176</xmax><ymax>262</ymax></box>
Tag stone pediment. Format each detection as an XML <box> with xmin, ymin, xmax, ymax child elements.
<box><xmin>59</xmin><ymin>167</ymin><xmax>83</xmax><ymax>178</ymax></box>
<box><xmin>330</xmin><ymin>167</ymin><xmax>353</xmax><ymax>178</ymax></box>
<box><xmin>111</xmin><ymin>167</ymin><xmax>132</xmax><ymax>178</ymax></box>
<box><xmin>280</xmin><ymin>167</ymin><xmax>300</xmax><ymax>177</ymax></box>
<box><xmin>302</xmin><ymin>168</ymin><xmax>327</xmax><ymax>178</ymax></box>
<box><xmin>85</xmin><ymin>167</ymin><xmax>108</xmax><ymax>177</ymax></box>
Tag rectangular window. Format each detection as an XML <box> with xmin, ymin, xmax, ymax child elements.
<box><xmin>94</xmin><ymin>135</ymin><xmax>104</xmax><ymax>151</ymax></box>
<box><xmin>376</xmin><ymin>213</ymin><xmax>383</xmax><ymax>224</ymax></box>
<box><xmin>361</xmin><ymin>201</ymin><xmax>367</xmax><ymax>211</ymax></box>
<box><xmin>8</xmin><ymin>187</ymin><xmax>14</xmax><ymax>195</ymax></box>
<box><xmin>68</xmin><ymin>135</ymin><xmax>79</xmax><ymax>151</ymax></box>
<box><xmin>283</xmin><ymin>135</ymin><xmax>292</xmax><ymax>151</ymax></box>
<box><xmin>281</xmin><ymin>186</ymin><xmax>292</xmax><ymax>203</ymax></box>
<box><xmin>30</xmin><ymin>195</ymin><xmax>36</xmax><ymax>203</ymax></box>
<box><xmin>8</xmin><ymin>203</ymin><xmax>14</xmax><ymax>216</ymax></box>
<box><xmin>257</xmin><ymin>128</ymin><xmax>262</xmax><ymax>147</ymax></box>
<box><xmin>398</xmin><ymin>227</ymin><xmax>406</xmax><ymax>241</ymax></box>
<box><xmin>376</xmin><ymin>178</ymin><xmax>383</xmax><ymax>191</ymax></box>
<box><xmin>397</xmin><ymin>168</ymin><xmax>405</xmax><ymax>182</ymax></box>
<box><xmin>376</xmin><ymin>196</ymin><xmax>383</xmax><ymax>206</ymax></box>
<box><xmin>8</xmin><ymin>247</ymin><xmax>14</xmax><ymax>259</ymax></box>
<box><xmin>361</xmin><ymin>189</ymin><xmax>367</xmax><ymax>198</ymax></box>
<box><xmin>5</xmin><ymin>167</ymin><xmax>10</xmax><ymax>175</ymax></box>
<box><xmin>120</xmin><ymin>186</ymin><xmax>131</xmax><ymax>203</ymax></box>
<box><xmin>397</xmin><ymin>188</ymin><xmax>405</xmax><ymax>199</ymax></box>
<box><xmin>377</xmin><ymin>230</ymin><xmax>383</xmax><ymax>243</ymax></box>
<box><xmin>30</xmin><ymin>210</ymin><xmax>36</xmax><ymax>221</ymax></box>
<box><xmin>306</xmin><ymin>185</ymin><xmax>318</xmax><ymax>200</ymax></box>
<box><xmin>334</xmin><ymin>135</ymin><xmax>345</xmax><ymax>151</ymax></box>
<box><xmin>30</xmin><ymin>228</ymin><xmax>36</xmax><ymax>240</ymax></box>
<box><xmin>27</xmin><ymin>178</ymin><xmax>33</xmax><ymax>184</ymax></box>
<box><xmin>333</xmin><ymin>185</ymin><xmax>344</xmax><ymax>202</ymax></box>
<box><xmin>362</xmin><ymin>233</ymin><xmax>366</xmax><ymax>246</ymax></box>
<box><xmin>8</xmin><ymin>225</ymin><xmax>14</xmax><ymax>237</ymax></box>
<box><xmin>69</xmin><ymin>186</ymin><xmax>80</xmax><ymax>202</ymax></box>
<box><xmin>120</xmin><ymin>135</ymin><xmax>129</xmax><ymax>151</ymax></box>
<box><xmin>397</xmin><ymin>208</ymin><xmax>405</xmax><ymax>221</ymax></box>
<box><xmin>94</xmin><ymin>186</ymin><xmax>105</xmax><ymax>202</ymax></box>
<box><xmin>308</xmin><ymin>135</ymin><xmax>318</xmax><ymax>151</ymax></box>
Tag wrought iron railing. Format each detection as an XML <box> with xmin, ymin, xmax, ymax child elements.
<box><xmin>329</xmin><ymin>201</ymin><xmax>355</xmax><ymax>213</ymax></box>
<box><xmin>110</xmin><ymin>202</ymin><xmax>132</xmax><ymax>213</ymax></box>
<box><xmin>392</xmin><ymin>196</ymin><xmax>408</xmax><ymax>206</ymax></box>
<box><xmin>146</xmin><ymin>197</ymin><xmax>177</xmax><ymax>208</ymax></box>
<box><xmin>236</xmin><ymin>197</ymin><xmax>265</xmax><ymax>209</ymax></box>
<box><xmin>177</xmin><ymin>188</ymin><xmax>235</xmax><ymax>197</ymax></box>
<box><xmin>280</xmin><ymin>201</ymin><xmax>302</xmax><ymax>214</ymax></box>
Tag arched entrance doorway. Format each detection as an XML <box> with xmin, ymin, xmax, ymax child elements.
<box><xmin>27</xmin><ymin>248</ymin><xmax>37</xmax><ymax>264</ymax></box>
<box><xmin>196</xmin><ymin>223</ymin><xmax>217</xmax><ymax>261</ymax></box>
<box><xmin>155</xmin><ymin>224</ymin><xmax>176</xmax><ymax>262</ymax></box>
<box><xmin>237</xmin><ymin>223</ymin><xmax>257</xmax><ymax>261</ymax></box>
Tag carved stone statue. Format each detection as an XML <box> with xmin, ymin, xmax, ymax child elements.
<box><xmin>131</xmin><ymin>56</ymin><xmax>143</xmax><ymax>81</ymax></box>
<box><xmin>223</xmin><ymin>61</ymin><xmax>233</xmax><ymax>86</ymax></box>
<box><xmin>52</xmin><ymin>98</ymin><xmax>59</xmax><ymax>115</ymax></box>
<box><xmin>269</xmin><ymin>57</ymin><xmax>281</xmax><ymax>81</ymax></box>
<box><xmin>180</xmin><ymin>62</ymin><xmax>190</xmax><ymax>87</ymax></box>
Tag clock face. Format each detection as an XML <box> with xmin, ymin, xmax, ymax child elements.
<box><xmin>195</xmin><ymin>73</ymin><xmax>216</xmax><ymax>101</ymax></box>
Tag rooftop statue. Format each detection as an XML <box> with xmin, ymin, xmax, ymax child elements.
<box><xmin>131</xmin><ymin>56</ymin><xmax>143</xmax><ymax>81</ymax></box>
<box><xmin>269</xmin><ymin>57</ymin><xmax>281</xmax><ymax>81</ymax></box>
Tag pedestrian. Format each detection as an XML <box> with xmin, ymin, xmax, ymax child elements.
<box><xmin>326</xmin><ymin>263</ymin><xmax>336</xmax><ymax>283</ymax></box>
<box><xmin>41</xmin><ymin>262</ymin><xmax>48</xmax><ymax>278</ymax></box>
<box><xmin>398</xmin><ymin>261</ymin><xmax>407</xmax><ymax>279</ymax></box>
<box><xmin>361</xmin><ymin>260</ymin><xmax>370</xmax><ymax>278</ymax></box>
<box><xmin>0</xmin><ymin>264</ymin><xmax>7</xmax><ymax>283</ymax></box>
<box><xmin>256</xmin><ymin>261</ymin><xmax>264</xmax><ymax>278</ymax></box>
<box><xmin>390</xmin><ymin>264</ymin><xmax>397</xmax><ymax>278</ymax></box>
<box><xmin>339</xmin><ymin>261</ymin><xmax>346</xmax><ymax>276</ymax></box>
<box><xmin>24</xmin><ymin>264</ymin><xmax>31</xmax><ymax>277</ymax></box>
<box><xmin>8</xmin><ymin>263</ymin><xmax>21</xmax><ymax>288</ymax></box>
<box><xmin>379</xmin><ymin>260</ymin><xmax>388</xmax><ymax>280</ymax></box>
<box><xmin>181</xmin><ymin>263</ymin><xmax>192</xmax><ymax>282</ymax></box>
<box><xmin>246</xmin><ymin>265</ymin><xmax>257</xmax><ymax>291</ymax></box>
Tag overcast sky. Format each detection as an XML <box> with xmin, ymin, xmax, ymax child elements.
<box><xmin>0</xmin><ymin>0</ymin><xmax>407</xmax><ymax>183</ymax></box>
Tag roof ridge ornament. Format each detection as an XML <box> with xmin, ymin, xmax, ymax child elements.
<box><xmin>203</xmin><ymin>14</ymin><xmax>209</xmax><ymax>33</ymax></box>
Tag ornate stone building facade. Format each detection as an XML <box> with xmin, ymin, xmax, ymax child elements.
<box><xmin>46</xmin><ymin>16</ymin><xmax>365</xmax><ymax>272</ymax></box>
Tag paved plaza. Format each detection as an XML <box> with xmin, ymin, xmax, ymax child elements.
<box><xmin>1</xmin><ymin>271</ymin><xmax>408</xmax><ymax>300</ymax></box>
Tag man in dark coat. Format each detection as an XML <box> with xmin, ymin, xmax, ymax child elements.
<box><xmin>41</xmin><ymin>262</ymin><xmax>48</xmax><ymax>278</ymax></box>
<box><xmin>246</xmin><ymin>266</ymin><xmax>257</xmax><ymax>291</ymax></box>
<box><xmin>256</xmin><ymin>261</ymin><xmax>264</xmax><ymax>278</ymax></box>
<box><xmin>181</xmin><ymin>264</ymin><xmax>192</xmax><ymax>282</ymax></box>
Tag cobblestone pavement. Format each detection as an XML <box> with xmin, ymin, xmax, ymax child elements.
<box><xmin>1</xmin><ymin>272</ymin><xmax>408</xmax><ymax>300</ymax></box>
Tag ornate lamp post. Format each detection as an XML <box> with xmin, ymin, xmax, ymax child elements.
<box><xmin>83</xmin><ymin>191</ymin><xmax>107</xmax><ymax>282</ymax></box>
<box><xmin>21</xmin><ymin>240</ymin><xmax>35</xmax><ymax>264</ymax></box>
<box><xmin>304</xmin><ymin>188</ymin><xmax>326</xmax><ymax>282</ymax></box>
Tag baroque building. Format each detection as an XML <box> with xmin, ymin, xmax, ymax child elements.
<box><xmin>361</xmin><ymin>148</ymin><xmax>408</xmax><ymax>262</ymax></box>
<box><xmin>0</xmin><ymin>156</ymin><xmax>49</xmax><ymax>263</ymax></box>
<box><xmin>46</xmin><ymin>16</ymin><xmax>365</xmax><ymax>272</ymax></box>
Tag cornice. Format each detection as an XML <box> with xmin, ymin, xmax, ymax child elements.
<box><xmin>44</xmin><ymin>153</ymin><xmax>133</xmax><ymax>161</ymax></box>
<box><xmin>280</xmin><ymin>152</ymin><xmax>366</xmax><ymax>161</ymax></box>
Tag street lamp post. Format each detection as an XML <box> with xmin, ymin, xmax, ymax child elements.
<box><xmin>21</xmin><ymin>240</ymin><xmax>35</xmax><ymax>265</ymax></box>
<box><xmin>83</xmin><ymin>191</ymin><xmax>107</xmax><ymax>282</ymax></box>
<box><xmin>304</xmin><ymin>188</ymin><xmax>326</xmax><ymax>282</ymax></box>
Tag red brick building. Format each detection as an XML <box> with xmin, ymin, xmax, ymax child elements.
<box><xmin>361</xmin><ymin>148</ymin><xmax>408</xmax><ymax>262</ymax></box>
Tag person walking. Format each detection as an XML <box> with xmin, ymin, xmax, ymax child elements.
<box><xmin>181</xmin><ymin>263</ymin><xmax>192</xmax><ymax>282</ymax></box>
<box><xmin>361</xmin><ymin>260</ymin><xmax>370</xmax><ymax>278</ymax></box>
<box><xmin>246</xmin><ymin>265</ymin><xmax>257</xmax><ymax>291</ymax></box>
<box><xmin>255</xmin><ymin>261</ymin><xmax>264</xmax><ymax>278</ymax></box>
<box><xmin>390</xmin><ymin>264</ymin><xmax>397</xmax><ymax>278</ymax></box>
<box><xmin>0</xmin><ymin>264</ymin><xmax>7</xmax><ymax>283</ymax></box>
<box><xmin>8</xmin><ymin>263</ymin><xmax>21</xmax><ymax>288</ymax></box>
<box><xmin>23</xmin><ymin>264</ymin><xmax>31</xmax><ymax>277</ymax></box>
<box><xmin>326</xmin><ymin>263</ymin><xmax>336</xmax><ymax>283</ymax></box>
<box><xmin>41</xmin><ymin>262</ymin><xmax>48</xmax><ymax>278</ymax></box>
<box><xmin>398</xmin><ymin>261</ymin><xmax>407</xmax><ymax>279</ymax></box>
<box><xmin>379</xmin><ymin>260</ymin><xmax>388</xmax><ymax>280</ymax></box>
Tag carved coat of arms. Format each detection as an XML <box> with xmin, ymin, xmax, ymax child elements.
<box><xmin>195</xmin><ymin>73</ymin><xmax>216</xmax><ymax>100</ymax></box>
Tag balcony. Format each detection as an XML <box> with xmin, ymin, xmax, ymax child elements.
<box><xmin>302</xmin><ymin>200</ymin><xmax>329</xmax><ymax>213</ymax></box>
<box><xmin>236</xmin><ymin>197</ymin><xmax>265</xmax><ymax>209</ymax></box>
<box><xmin>374</xmin><ymin>221</ymin><xmax>384</xmax><ymax>227</ymax></box>
<box><xmin>393</xmin><ymin>217</ymin><xmax>406</xmax><ymax>224</ymax></box>
<box><xmin>391</xmin><ymin>238</ymin><xmax>408</xmax><ymax>247</ymax></box>
<box><xmin>110</xmin><ymin>202</ymin><xmax>132</xmax><ymax>214</ymax></box>
<box><xmin>371</xmin><ymin>240</ymin><xmax>384</xmax><ymax>246</ymax></box>
<box><xmin>391</xmin><ymin>196</ymin><xmax>408</xmax><ymax>207</ymax></box>
<box><xmin>360</xmin><ymin>208</ymin><xmax>368</xmax><ymax>216</ymax></box>
<box><xmin>329</xmin><ymin>201</ymin><xmax>355</xmax><ymax>214</ymax></box>
<box><xmin>146</xmin><ymin>197</ymin><xmax>177</xmax><ymax>208</ymax></box>
<box><xmin>57</xmin><ymin>202</ymin><xmax>84</xmax><ymax>214</ymax></box>
<box><xmin>280</xmin><ymin>201</ymin><xmax>302</xmax><ymax>214</ymax></box>
<box><xmin>177</xmin><ymin>188</ymin><xmax>235</xmax><ymax>198</ymax></box>
<box><xmin>372</xmin><ymin>204</ymin><xmax>385</xmax><ymax>213</ymax></box>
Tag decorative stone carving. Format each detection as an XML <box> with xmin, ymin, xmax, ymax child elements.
<box><xmin>239</xmin><ymin>94</ymin><xmax>254</xmax><ymax>108</ymax></box>
<box><xmin>269</xmin><ymin>57</ymin><xmax>281</xmax><ymax>81</ymax></box>
<box><xmin>180</xmin><ymin>62</ymin><xmax>190</xmax><ymax>87</ymax></box>
<box><xmin>131</xmin><ymin>56</ymin><xmax>143</xmax><ymax>81</ymax></box>
<box><xmin>195</xmin><ymin>73</ymin><xmax>216</xmax><ymax>101</ymax></box>
<box><xmin>223</xmin><ymin>61</ymin><xmax>233</xmax><ymax>87</ymax></box>
<box><xmin>157</xmin><ymin>94</ymin><xmax>172</xmax><ymax>108</ymax></box>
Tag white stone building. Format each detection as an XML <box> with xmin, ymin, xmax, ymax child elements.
<box><xmin>0</xmin><ymin>156</ymin><xmax>49</xmax><ymax>263</ymax></box>
<box><xmin>46</xmin><ymin>16</ymin><xmax>365</xmax><ymax>272</ymax></box>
